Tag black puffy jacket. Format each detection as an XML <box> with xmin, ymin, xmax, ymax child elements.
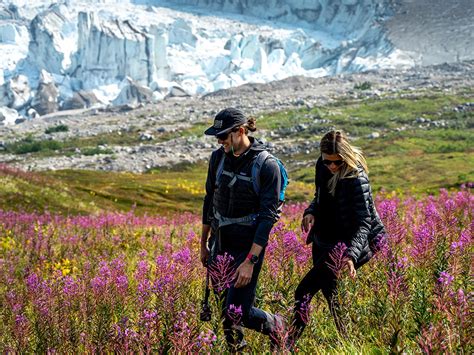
<box><xmin>304</xmin><ymin>158</ymin><xmax>385</xmax><ymax>267</ymax></box>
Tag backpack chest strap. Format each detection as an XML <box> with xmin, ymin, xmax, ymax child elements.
<box><xmin>221</xmin><ymin>169</ymin><xmax>253</xmax><ymax>188</ymax></box>
<box><xmin>214</xmin><ymin>210</ymin><xmax>258</xmax><ymax>228</ymax></box>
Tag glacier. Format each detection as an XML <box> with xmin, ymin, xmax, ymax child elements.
<box><xmin>0</xmin><ymin>0</ymin><xmax>470</xmax><ymax>124</ymax></box>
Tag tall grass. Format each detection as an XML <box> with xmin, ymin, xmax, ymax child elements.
<box><xmin>0</xmin><ymin>188</ymin><xmax>472</xmax><ymax>353</ymax></box>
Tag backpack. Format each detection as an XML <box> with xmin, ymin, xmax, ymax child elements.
<box><xmin>212</xmin><ymin>150</ymin><xmax>289</xmax><ymax>228</ymax></box>
<box><xmin>216</xmin><ymin>150</ymin><xmax>289</xmax><ymax>203</ymax></box>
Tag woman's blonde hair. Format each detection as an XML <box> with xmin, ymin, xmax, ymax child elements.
<box><xmin>320</xmin><ymin>130</ymin><xmax>368</xmax><ymax>195</ymax></box>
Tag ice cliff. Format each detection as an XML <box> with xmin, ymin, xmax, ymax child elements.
<box><xmin>0</xmin><ymin>0</ymin><xmax>470</xmax><ymax>123</ymax></box>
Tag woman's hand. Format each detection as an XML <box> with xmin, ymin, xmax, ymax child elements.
<box><xmin>200</xmin><ymin>244</ymin><xmax>210</xmax><ymax>267</ymax></box>
<box><xmin>301</xmin><ymin>214</ymin><xmax>315</xmax><ymax>233</ymax></box>
<box><xmin>346</xmin><ymin>259</ymin><xmax>356</xmax><ymax>278</ymax></box>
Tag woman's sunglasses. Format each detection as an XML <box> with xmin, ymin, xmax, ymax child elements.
<box><xmin>322</xmin><ymin>159</ymin><xmax>344</xmax><ymax>166</ymax></box>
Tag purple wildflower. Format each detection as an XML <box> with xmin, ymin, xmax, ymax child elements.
<box><xmin>208</xmin><ymin>253</ymin><xmax>235</xmax><ymax>293</ymax></box>
<box><xmin>327</xmin><ymin>242</ymin><xmax>348</xmax><ymax>278</ymax></box>
<box><xmin>226</xmin><ymin>304</ymin><xmax>243</xmax><ymax>325</ymax></box>
<box><xmin>437</xmin><ymin>271</ymin><xmax>454</xmax><ymax>287</ymax></box>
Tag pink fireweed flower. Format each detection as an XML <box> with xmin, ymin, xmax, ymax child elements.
<box><xmin>454</xmin><ymin>288</ymin><xmax>469</xmax><ymax>322</ymax></box>
<box><xmin>98</xmin><ymin>261</ymin><xmax>112</xmax><ymax>279</ymax></box>
<box><xmin>173</xmin><ymin>311</ymin><xmax>190</xmax><ymax>333</ymax></box>
<box><xmin>266</xmin><ymin>229</ymin><xmax>310</xmax><ymax>275</ymax></box>
<box><xmin>110</xmin><ymin>257</ymin><xmax>126</xmax><ymax>274</ymax></box>
<box><xmin>135</xmin><ymin>260</ymin><xmax>151</xmax><ymax>305</ymax></box>
<box><xmin>378</xmin><ymin>198</ymin><xmax>407</xmax><ymax>244</ymax></box>
<box><xmin>396</xmin><ymin>256</ymin><xmax>408</xmax><ymax>270</ymax></box>
<box><xmin>186</xmin><ymin>230</ymin><xmax>196</xmax><ymax>243</ymax></box>
<box><xmin>169</xmin><ymin>310</ymin><xmax>198</xmax><ymax>352</ymax></box>
<box><xmin>196</xmin><ymin>329</ymin><xmax>217</xmax><ymax>348</ymax></box>
<box><xmin>450</xmin><ymin>230</ymin><xmax>471</xmax><ymax>253</ymax></box>
<box><xmin>295</xmin><ymin>294</ymin><xmax>312</xmax><ymax>325</ymax></box>
<box><xmin>155</xmin><ymin>254</ymin><xmax>173</xmax><ymax>271</ymax></box>
<box><xmin>25</xmin><ymin>273</ymin><xmax>53</xmax><ymax>318</ymax></box>
<box><xmin>270</xmin><ymin>221</ymin><xmax>286</xmax><ymax>236</ymax></box>
<box><xmin>387</xmin><ymin>256</ymin><xmax>409</xmax><ymax>300</ymax></box>
<box><xmin>137</xmin><ymin>279</ymin><xmax>151</xmax><ymax>305</ymax></box>
<box><xmin>140</xmin><ymin>309</ymin><xmax>158</xmax><ymax>327</ymax></box>
<box><xmin>226</xmin><ymin>304</ymin><xmax>243</xmax><ymax>325</ymax></box>
<box><xmin>208</xmin><ymin>253</ymin><xmax>235</xmax><ymax>293</ymax></box>
<box><xmin>172</xmin><ymin>247</ymin><xmax>192</xmax><ymax>266</ymax></box>
<box><xmin>327</xmin><ymin>242</ymin><xmax>348</xmax><ymax>278</ymax></box>
<box><xmin>152</xmin><ymin>274</ymin><xmax>174</xmax><ymax>293</ymax></box>
<box><xmin>282</xmin><ymin>230</ymin><xmax>308</xmax><ymax>263</ymax></box>
<box><xmin>5</xmin><ymin>291</ymin><xmax>22</xmax><ymax>313</ymax></box>
<box><xmin>437</xmin><ymin>271</ymin><xmax>454</xmax><ymax>287</ymax></box>
<box><xmin>62</xmin><ymin>275</ymin><xmax>80</xmax><ymax>305</ymax></box>
<box><xmin>115</xmin><ymin>275</ymin><xmax>129</xmax><ymax>296</ymax></box>
<box><xmin>15</xmin><ymin>313</ymin><xmax>28</xmax><ymax>329</ymax></box>
<box><xmin>26</xmin><ymin>273</ymin><xmax>41</xmax><ymax>293</ymax></box>
<box><xmin>411</xmin><ymin>223</ymin><xmax>435</xmax><ymax>260</ymax></box>
<box><xmin>173</xmin><ymin>310</ymin><xmax>192</xmax><ymax>340</ymax></box>
<box><xmin>136</xmin><ymin>260</ymin><xmax>150</xmax><ymax>275</ymax></box>
<box><xmin>113</xmin><ymin>317</ymin><xmax>138</xmax><ymax>352</ymax></box>
<box><xmin>90</xmin><ymin>276</ymin><xmax>108</xmax><ymax>295</ymax></box>
<box><xmin>13</xmin><ymin>313</ymin><xmax>30</xmax><ymax>346</ymax></box>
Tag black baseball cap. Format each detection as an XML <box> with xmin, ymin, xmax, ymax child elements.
<box><xmin>204</xmin><ymin>107</ymin><xmax>247</xmax><ymax>136</ymax></box>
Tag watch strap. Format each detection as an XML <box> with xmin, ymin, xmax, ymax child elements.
<box><xmin>246</xmin><ymin>253</ymin><xmax>258</xmax><ymax>264</ymax></box>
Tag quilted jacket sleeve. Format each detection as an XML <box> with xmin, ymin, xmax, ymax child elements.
<box><xmin>345</xmin><ymin>172</ymin><xmax>372</xmax><ymax>262</ymax></box>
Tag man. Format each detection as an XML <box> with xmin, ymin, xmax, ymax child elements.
<box><xmin>200</xmin><ymin>107</ymin><xmax>283</xmax><ymax>350</ymax></box>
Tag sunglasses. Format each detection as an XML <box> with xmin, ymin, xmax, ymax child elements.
<box><xmin>322</xmin><ymin>159</ymin><xmax>344</xmax><ymax>166</ymax></box>
<box><xmin>216</xmin><ymin>127</ymin><xmax>239</xmax><ymax>140</ymax></box>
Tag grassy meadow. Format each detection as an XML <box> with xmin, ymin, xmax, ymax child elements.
<box><xmin>0</xmin><ymin>87</ymin><xmax>473</xmax><ymax>353</ymax></box>
<box><xmin>1</xmin><ymin>88</ymin><xmax>473</xmax><ymax>214</ymax></box>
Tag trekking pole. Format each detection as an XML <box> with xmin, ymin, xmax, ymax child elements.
<box><xmin>200</xmin><ymin>265</ymin><xmax>212</xmax><ymax>321</ymax></box>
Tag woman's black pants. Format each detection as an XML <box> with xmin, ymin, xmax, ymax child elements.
<box><xmin>292</xmin><ymin>243</ymin><xmax>346</xmax><ymax>341</ymax></box>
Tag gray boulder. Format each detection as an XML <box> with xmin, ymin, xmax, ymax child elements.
<box><xmin>62</xmin><ymin>90</ymin><xmax>101</xmax><ymax>110</ymax></box>
<box><xmin>31</xmin><ymin>81</ymin><xmax>59</xmax><ymax>115</ymax></box>
<box><xmin>112</xmin><ymin>78</ymin><xmax>153</xmax><ymax>106</ymax></box>
<box><xmin>165</xmin><ymin>85</ymin><xmax>190</xmax><ymax>98</ymax></box>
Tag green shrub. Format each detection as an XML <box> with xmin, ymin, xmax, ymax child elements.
<box><xmin>9</xmin><ymin>138</ymin><xmax>63</xmax><ymax>154</ymax></box>
<box><xmin>45</xmin><ymin>124</ymin><xmax>69</xmax><ymax>134</ymax></box>
<box><xmin>81</xmin><ymin>147</ymin><xmax>114</xmax><ymax>156</ymax></box>
<box><xmin>354</xmin><ymin>81</ymin><xmax>372</xmax><ymax>90</ymax></box>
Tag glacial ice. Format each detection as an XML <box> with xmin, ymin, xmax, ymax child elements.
<box><xmin>0</xmin><ymin>0</ymin><xmax>455</xmax><ymax>124</ymax></box>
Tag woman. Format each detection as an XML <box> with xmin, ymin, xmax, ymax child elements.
<box><xmin>291</xmin><ymin>130</ymin><xmax>385</xmax><ymax>343</ymax></box>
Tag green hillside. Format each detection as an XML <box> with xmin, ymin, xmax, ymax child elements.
<box><xmin>1</xmin><ymin>88</ymin><xmax>472</xmax><ymax>215</ymax></box>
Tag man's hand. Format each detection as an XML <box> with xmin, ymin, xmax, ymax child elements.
<box><xmin>346</xmin><ymin>259</ymin><xmax>356</xmax><ymax>278</ymax></box>
<box><xmin>200</xmin><ymin>224</ymin><xmax>211</xmax><ymax>267</ymax></box>
<box><xmin>234</xmin><ymin>261</ymin><xmax>254</xmax><ymax>288</ymax></box>
<box><xmin>200</xmin><ymin>243</ymin><xmax>210</xmax><ymax>267</ymax></box>
<box><xmin>301</xmin><ymin>214</ymin><xmax>315</xmax><ymax>233</ymax></box>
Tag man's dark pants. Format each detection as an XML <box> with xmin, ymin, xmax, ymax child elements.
<box><xmin>209</xmin><ymin>231</ymin><xmax>272</xmax><ymax>348</ymax></box>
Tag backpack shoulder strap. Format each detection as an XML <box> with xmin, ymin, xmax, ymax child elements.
<box><xmin>251</xmin><ymin>150</ymin><xmax>271</xmax><ymax>195</ymax></box>
<box><xmin>214</xmin><ymin>149</ymin><xmax>226</xmax><ymax>186</ymax></box>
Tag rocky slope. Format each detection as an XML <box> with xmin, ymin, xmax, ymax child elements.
<box><xmin>1</xmin><ymin>60</ymin><xmax>473</xmax><ymax>172</ymax></box>
<box><xmin>386</xmin><ymin>0</ymin><xmax>474</xmax><ymax>66</ymax></box>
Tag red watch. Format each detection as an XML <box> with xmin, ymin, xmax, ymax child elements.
<box><xmin>246</xmin><ymin>253</ymin><xmax>259</xmax><ymax>264</ymax></box>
